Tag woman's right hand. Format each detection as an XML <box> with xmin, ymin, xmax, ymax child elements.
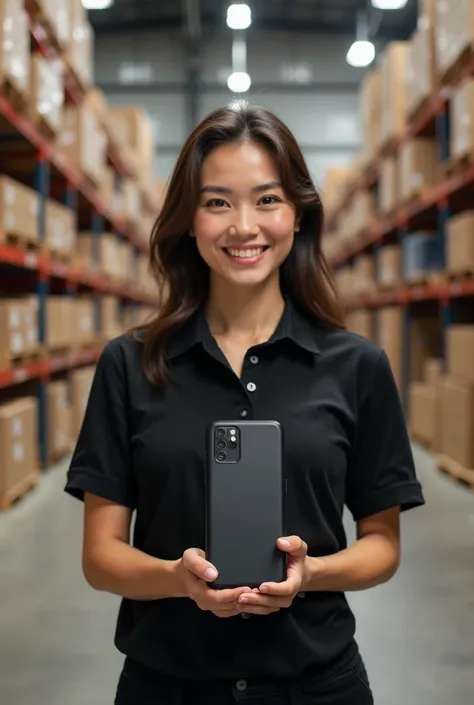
<box><xmin>176</xmin><ymin>548</ymin><xmax>250</xmax><ymax>618</ymax></box>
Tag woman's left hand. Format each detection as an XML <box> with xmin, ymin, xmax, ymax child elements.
<box><xmin>236</xmin><ymin>536</ymin><xmax>308</xmax><ymax>616</ymax></box>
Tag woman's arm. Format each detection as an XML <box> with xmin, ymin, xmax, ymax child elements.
<box><xmin>82</xmin><ymin>493</ymin><xmax>186</xmax><ymax>601</ymax></box>
<box><xmin>302</xmin><ymin>507</ymin><xmax>400</xmax><ymax>592</ymax></box>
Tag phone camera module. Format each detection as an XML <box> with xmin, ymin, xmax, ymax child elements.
<box><xmin>216</xmin><ymin>451</ymin><xmax>227</xmax><ymax>462</ymax></box>
<box><xmin>216</xmin><ymin>439</ymin><xmax>226</xmax><ymax>450</ymax></box>
<box><xmin>216</xmin><ymin>428</ymin><xmax>226</xmax><ymax>437</ymax></box>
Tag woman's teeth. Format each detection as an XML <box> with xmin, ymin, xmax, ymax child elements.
<box><xmin>226</xmin><ymin>247</ymin><xmax>265</xmax><ymax>259</ymax></box>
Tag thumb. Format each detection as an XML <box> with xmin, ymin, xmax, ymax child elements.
<box><xmin>277</xmin><ymin>536</ymin><xmax>307</xmax><ymax>557</ymax></box>
<box><xmin>183</xmin><ymin>548</ymin><xmax>219</xmax><ymax>582</ymax></box>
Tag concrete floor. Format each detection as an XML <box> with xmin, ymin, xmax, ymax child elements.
<box><xmin>0</xmin><ymin>447</ymin><xmax>473</xmax><ymax>705</ymax></box>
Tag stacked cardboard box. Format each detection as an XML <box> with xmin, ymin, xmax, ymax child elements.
<box><xmin>100</xmin><ymin>297</ymin><xmax>123</xmax><ymax>341</ymax></box>
<box><xmin>109</xmin><ymin>107</ymin><xmax>155</xmax><ymax>185</ymax></box>
<box><xmin>446</xmin><ymin>211</ymin><xmax>474</xmax><ymax>274</ymax></box>
<box><xmin>439</xmin><ymin>325</ymin><xmax>474</xmax><ymax>468</ymax></box>
<box><xmin>379</xmin><ymin>42</ymin><xmax>409</xmax><ymax>148</ymax></box>
<box><xmin>378</xmin><ymin>245</ymin><xmax>401</xmax><ymax>288</ymax></box>
<box><xmin>58</xmin><ymin>105</ymin><xmax>106</xmax><ymax>184</ymax></box>
<box><xmin>353</xmin><ymin>255</ymin><xmax>375</xmax><ymax>296</ymax></box>
<box><xmin>435</xmin><ymin>0</ymin><xmax>474</xmax><ymax>82</ymax></box>
<box><xmin>406</xmin><ymin>0</ymin><xmax>437</xmax><ymax>117</ymax></box>
<box><xmin>408</xmin><ymin>357</ymin><xmax>442</xmax><ymax>448</ymax></box>
<box><xmin>0</xmin><ymin>397</ymin><xmax>38</xmax><ymax>505</ymax></box>
<box><xmin>0</xmin><ymin>176</ymin><xmax>39</xmax><ymax>246</ymax></box>
<box><xmin>29</xmin><ymin>53</ymin><xmax>64</xmax><ymax>136</ymax></box>
<box><xmin>45</xmin><ymin>200</ymin><xmax>76</xmax><ymax>259</ymax></box>
<box><xmin>46</xmin><ymin>297</ymin><xmax>74</xmax><ymax>349</ymax></box>
<box><xmin>67</xmin><ymin>0</ymin><xmax>94</xmax><ymax>89</ymax></box>
<box><xmin>360</xmin><ymin>70</ymin><xmax>381</xmax><ymax>167</ymax></box>
<box><xmin>450</xmin><ymin>78</ymin><xmax>474</xmax><ymax>162</ymax></box>
<box><xmin>70</xmin><ymin>366</ymin><xmax>95</xmax><ymax>438</ymax></box>
<box><xmin>345</xmin><ymin>311</ymin><xmax>374</xmax><ymax>341</ymax></box>
<box><xmin>377</xmin><ymin>307</ymin><xmax>403</xmax><ymax>392</ymax></box>
<box><xmin>399</xmin><ymin>139</ymin><xmax>439</xmax><ymax>202</ymax></box>
<box><xmin>75</xmin><ymin>297</ymin><xmax>96</xmax><ymax>346</ymax></box>
<box><xmin>379</xmin><ymin>157</ymin><xmax>398</xmax><ymax>214</ymax></box>
<box><xmin>0</xmin><ymin>298</ymin><xmax>39</xmax><ymax>368</ymax></box>
<box><xmin>76</xmin><ymin>232</ymin><xmax>123</xmax><ymax>279</ymax></box>
<box><xmin>46</xmin><ymin>380</ymin><xmax>72</xmax><ymax>461</ymax></box>
<box><xmin>0</xmin><ymin>0</ymin><xmax>30</xmax><ymax>102</ymax></box>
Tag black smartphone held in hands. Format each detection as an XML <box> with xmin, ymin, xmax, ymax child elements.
<box><xmin>205</xmin><ymin>420</ymin><xmax>286</xmax><ymax>589</ymax></box>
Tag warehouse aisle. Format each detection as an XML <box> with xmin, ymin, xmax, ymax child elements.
<box><xmin>0</xmin><ymin>448</ymin><xmax>473</xmax><ymax>705</ymax></box>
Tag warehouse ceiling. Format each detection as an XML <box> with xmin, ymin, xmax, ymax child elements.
<box><xmin>88</xmin><ymin>0</ymin><xmax>418</xmax><ymax>39</ymax></box>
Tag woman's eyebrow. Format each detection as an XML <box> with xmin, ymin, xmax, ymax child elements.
<box><xmin>200</xmin><ymin>181</ymin><xmax>282</xmax><ymax>195</ymax></box>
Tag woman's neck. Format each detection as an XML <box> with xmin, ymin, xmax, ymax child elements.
<box><xmin>205</xmin><ymin>275</ymin><xmax>285</xmax><ymax>344</ymax></box>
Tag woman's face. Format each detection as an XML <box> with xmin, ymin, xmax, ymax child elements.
<box><xmin>192</xmin><ymin>140</ymin><xmax>298</xmax><ymax>288</ymax></box>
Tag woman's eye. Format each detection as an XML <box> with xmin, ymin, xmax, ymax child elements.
<box><xmin>259</xmin><ymin>195</ymin><xmax>280</xmax><ymax>205</ymax></box>
<box><xmin>206</xmin><ymin>198</ymin><xmax>228</xmax><ymax>208</ymax></box>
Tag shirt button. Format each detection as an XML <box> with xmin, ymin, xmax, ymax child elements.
<box><xmin>240</xmin><ymin>612</ymin><xmax>251</xmax><ymax>619</ymax></box>
<box><xmin>236</xmin><ymin>679</ymin><xmax>248</xmax><ymax>692</ymax></box>
<box><xmin>297</xmin><ymin>592</ymin><xmax>305</xmax><ymax>599</ymax></box>
<box><xmin>240</xmin><ymin>409</ymin><xmax>248</xmax><ymax>418</ymax></box>
<box><xmin>249</xmin><ymin>355</ymin><xmax>259</xmax><ymax>364</ymax></box>
<box><xmin>246</xmin><ymin>382</ymin><xmax>256</xmax><ymax>392</ymax></box>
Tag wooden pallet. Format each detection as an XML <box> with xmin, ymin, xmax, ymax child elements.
<box><xmin>436</xmin><ymin>454</ymin><xmax>474</xmax><ymax>490</ymax></box>
<box><xmin>0</xmin><ymin>471</ymin><xmax>39</xmax><ymax>511</ymax></box>
<box><xmin>439</xmin><ymin>43</ymin><xmax>474</xmax><ymax>86</ymax></box>
<box><xmin>400</xmin><ymin>186</ymin><xmax>432</xmax><ymax>208</ymax></box>
<box><xmin>407</xmin><ymin>95</ymin><xmax>432</xmax><ymax>125</ymax></box>
<box><xmin>33</xmin><ymin>115</ymin><xmax>57</xmax><ymax>142</ymax></box>
<box><xmin>25</xmin><ymin>0</ymin><xmax>63</xmax><ymax>52</ymax></box>
<box><xmin>446</xmin><ymin>270</ymin><xmax>474</xmax><ymax>281</ymax></box>
<box><xmin>443</xmin><ymin>153</ymin><xmax>474</xmax><ymax>178</ymax></box>
<box><xmin>4</xmin><ymin>232</ymin><xmax>42</xmax><ymax>252</ymax></box>
<box><xmin>0</xmin><ymin>77</ymin><xmax>28</xmax><ymax>115</ymax></box>
<box><xmin>405</xmin><ymin>273</ymin><xmax>444</xmax><ymax>288</ymax></box>
<box><xmin>10</xmin><ymin>347</ymin><xmax>45</xmax><ymax>366</ymax></box>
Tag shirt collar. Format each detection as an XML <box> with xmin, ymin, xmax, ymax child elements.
<box><xmin>165</xmin><ymin>297</ymin><xmax>322</xmax><ymax>360</ymax></box>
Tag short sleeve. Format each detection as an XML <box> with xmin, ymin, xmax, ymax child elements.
<box><xmin>65</xmin><ymin>340</ymin><xmax>136</xmax><ymax>509</ymax></box>
<box><xmin>346</xmin><ymin>350</ymin><xmax>425</xmax><ymax>521</ymax></box>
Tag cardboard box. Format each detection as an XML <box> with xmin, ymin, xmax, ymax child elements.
<box><xmin>74</xmin><ymin>298</ymin><xmax>96</xmax><ymax>346</ymax></box>
<box><xmin>380</xmin><ymin>157</ymin><xmax>398</xmax><ymax>214</ymax></box>
<box><xmin>360</xmin><ymin>69</ymin><xmax>381</xmax><ymax>166</ymax></box>
<box><xmin>346</xmin><ymin>311</ymin><xmax>374</xmax><ymax>340</ymax></box>
<box><xmin>0</xmin><ymin>397</ymin><xmax>38</xmax><ymax>501</ymax></box>
<box><xmin>377</xmin><ymin>307</ymin><xmax>403</xmax><ymax>391</ymax></box>
<box><xmin>76</xmin><ymin>233</ymin><xmax>121</xmax><ymax>278</ymax></box>
<box><xmin>410</xmin><ymin>316</ymin><xmax>440</xmax><ymax>383</ymax></box>
<box><xmin>408</xmin><ymin>381</ymin><xmax>439</xmax><ymax>446</ymax></box>
<box><xmin>58</xmin><ymin>105</ymin><xmax>106</xmax><ymax>184</ymax></box>
<box><xmin>378</xmin><ymin>245</ymin><xmax>401</xmax><ymax>287</ymax></box>
<box><xmin>424</xmin><ymin>357</ymin><xmax>443</xmax><ymax>386</ymax></box>
<box><xmin>109</xmin><ymin>107</ymin><xmax>155</xmax><ymax>183</ymax></box>
<box><xmin>45</xmin><ymin>200</ymin><xmax>76</xmax><ymax>259</ymax></box>
<box><xmin>46</xmin><ymin>380</ymin><xmax>71</xmax><ymax>461</ymax></box>
<box><xmin>67</xmin><ymin>0</ymin><xmax>93</xmax><ymax>89</ymax></box>
<box><xmin>46</xmin><ymin>297</ymin><xmax>74</xmax><ymax>349</ymax></box>
<box><xmin>435</xmin><ymin>0</ymin><xmax>474</xmax><ymax>80</ymax></box>
<box><xmin>447</xmin><ymin>211</ymin><xmax>474</xmax><ymax>274</ymax></box>
<box><xmin>101</xmin><ymin>296</ymin><xmax>122</xmax><ymax>340</ymax></box>
<box><xmin>406</xmin><ymin>1</ymin><xmax>437</xmax><ymax>116</ymax></box>
<box><xmin>399</xmin><ymin>139</ymin><xmax>439</xmax><ymax>202</ymax></box>
<box><xmin>379</xmin><ymin>42</ymin><xmax>409</xmax><ymax>148</ymax></box>
<box><xmin>440</xmin><ymin>376</ymin><xmax>474</xmax><ymax>468</ymax></box>
<box><xmin>446</xmin><ymin>325</ymin><xmax>474</xmax><ymax>382</ymax></box>
<box><xmin>353</xmin><ymin>255</ymin><xmax>375</xmax><ymax>295</ymax></box>
<box><xmin>0</xmin><ymin>298</ymin><xmax>39</xmax><ymax>368</ymax></box>
<box><xmin>0</xmin><ymin>176</ymin><xmax>39</xmax><ymax>245</ymax></box>
<box><xmin>451</xmin><ymin>78</ymin><xmax>474</xmax><ymax>161</ymax></box>
<box><xmin>29</xmin><ymin>53</ymin><xmax>64</xmax><ymax>135</ymax></box>
<box><xmin>70</xmin><ymin>366</ymin><xmax>95</xmax><ymax>439</ymax></box>
<box><xmin>0</xmin><ymin>0</ymin><xmax>30</xmax><ymax>100</ymax></box>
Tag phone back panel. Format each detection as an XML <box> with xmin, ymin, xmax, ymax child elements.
<box><xmin>205</xmin><ymin>420</ymin><xmax>286</xmax><ymax>589</ymax></box>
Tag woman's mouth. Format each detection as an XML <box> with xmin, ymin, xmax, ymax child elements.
<box><xmin>224</xmin><ymin>246</ymin><xmax>269</xmax><ymax>264</ymax></box>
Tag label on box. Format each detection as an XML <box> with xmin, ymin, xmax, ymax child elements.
<box><xmin>11</xmin><ymin>332</ymin><xmax>24</xmax><ymax>354</ymax></box>
<box><xmin>30</xmin><ymin>200</ymin><xmax>39</xmax><ymax>216</ymax></box>
<box><xmin>6</xmin><ymin>211</ymin><xmax>15</xmax><ymax>231</ymax></box>
<box><xmin>13</xmin><ymin>442</ymin><xmax>24</xmax><ymax>463</ymax></box>
<box><xmin>24</xmin><ymin>310</ymin><xmax>33</xmax><ymax>327</ymax></box>
<box><xmin>12</xmin><ymin>417</ymin><xmax>23</xmax><ymax>436</ymax></box>
<box><xmin>28</xmin><ymin>329</ymin><xmax>37</xmax><ymax>345</ymax></box>
<box><xmin>9</xmin><ymin>308</ymin><xmax>21</xmax><ymax>328</ymax></box>
<box><xmin>5</xmin><ymin>186</ymin><xmax>15</xmax><ymax>205</ymax></box>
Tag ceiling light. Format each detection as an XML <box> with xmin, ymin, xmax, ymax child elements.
<box><xmin>82</xmin><ymin>0</ymin><xmax>114</xmax><ymax>9</ymax></box>
<box><xmin>371</xmin><ymin>0</ymin><xmax>408</xmax><ymax>9</ymax></box>
<box><xmin>227</xmin><ymin>4</ymin><xmax>252</xmax><ymax>30</ymax></box>
<box><xmin>227</xmin><ymin>71</ymin><xmax>251</xmax><ymax>93</ymax></box>
<box><xmin>346</xmin><ymin>40</ymin><xmax>375</xmax><ymax>68</ymax></box>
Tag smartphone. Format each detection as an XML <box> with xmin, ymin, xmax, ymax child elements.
<box><xmin>205</xmin><ymin>420</ymin><xmax>286</xmax><ymax>589</ymax></box>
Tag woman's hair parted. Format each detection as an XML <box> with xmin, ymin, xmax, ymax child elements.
<box><xmin>139</xmin><ymin>101</ymin><xmax>345</xmax><ymax>387</ymax></box>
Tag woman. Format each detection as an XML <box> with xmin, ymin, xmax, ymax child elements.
<box><xmin>66</xmin><ymin>103</ymin><xmax>424</xmax><ymax>705</ymax></box>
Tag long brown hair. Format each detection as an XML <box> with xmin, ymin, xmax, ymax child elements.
<box><xmin>140</xmin><ymin>102</ymin><xmax>344</xmax><ymax>387</ymax></box>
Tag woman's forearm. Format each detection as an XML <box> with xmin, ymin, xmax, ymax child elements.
<box><xmin>83</xmin><ymin>540</ymin><xmax>186</xmax><ymax>601</ymax></box>
<box><xmin>303</xmin><ymin>534</ymin><xmax>400</xmax><ymax>593</ymax></box>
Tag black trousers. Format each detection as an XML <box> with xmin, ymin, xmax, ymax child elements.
<box><xmin>115</xmin><ymin>654</ymin><xmax>374</xmax><ymax>705</ymax></box>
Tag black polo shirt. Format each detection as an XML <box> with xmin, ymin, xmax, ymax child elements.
<box><xmin>65</xmin><ymin>298</ymin><xmax>424</xmax><ymax>683</ymax></box>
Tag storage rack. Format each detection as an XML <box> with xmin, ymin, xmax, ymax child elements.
<box><xmin>327</xmin><ymin>56</ymin><xmax>474</xmax><ymax>409</ymax></box>
<box><xmin>0</xmin><ymin>13</ymin><xmax>155</xmax><ymax>467</ymax></box>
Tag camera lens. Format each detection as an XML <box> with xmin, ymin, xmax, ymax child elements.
<box><xmin>216</xmin><ymin>451</ymin><xmax>227</xmax><ymax>462</ymax></box>
<box><xmin>216</xmin><ymin>439</ymin><xmax>226</xmax><ymax>449</ymax></box>
<box><xmin>216</xmin><ymin>428</ymin><xmax>226</xmax><ymax>437</ymax></box>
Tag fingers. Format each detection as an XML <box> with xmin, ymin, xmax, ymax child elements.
<box><xmin>277</xmin><ymin>536</ymin><xmax>307</xmax><ymax>557</ymax></box>
<box><xmin>183</xmin><ymin>548</ymin><xmax>218</xmax><ymax>582</ymax></box>
<box><xmin>237</xmin><ymin>592</ymin><xmax>292</xmax><ymax>611</ymax></box>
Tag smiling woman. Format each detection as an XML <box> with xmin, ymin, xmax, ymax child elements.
<box><xmin>141</xmin><ymin>101</ymin><xmax>344</xmax><ymax>387</ymax></box>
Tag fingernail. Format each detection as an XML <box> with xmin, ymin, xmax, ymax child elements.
<box><xmin>259</xmin><ymin>585</ymin><xmax>268</xmax><ymax>592</ymax></box>
<box><xmin>205</xmin><ymin>568</ymin><xmax>217</xmax><ymax>580</ymax></box>
<box><xmin>239</xmin><ymin>596</ymin><xmax>248</xmax><ymax>603</ymax></box>
<box><xmin>279</xmin><ymin>539</ymin><xmax>291</xmax><ymax>548</ymax></box>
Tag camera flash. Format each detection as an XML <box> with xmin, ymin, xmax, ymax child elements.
<box><xmin>229</xmin><ymin>429</ymin><xmax>236</xmax><ymax>435</ymax></box>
